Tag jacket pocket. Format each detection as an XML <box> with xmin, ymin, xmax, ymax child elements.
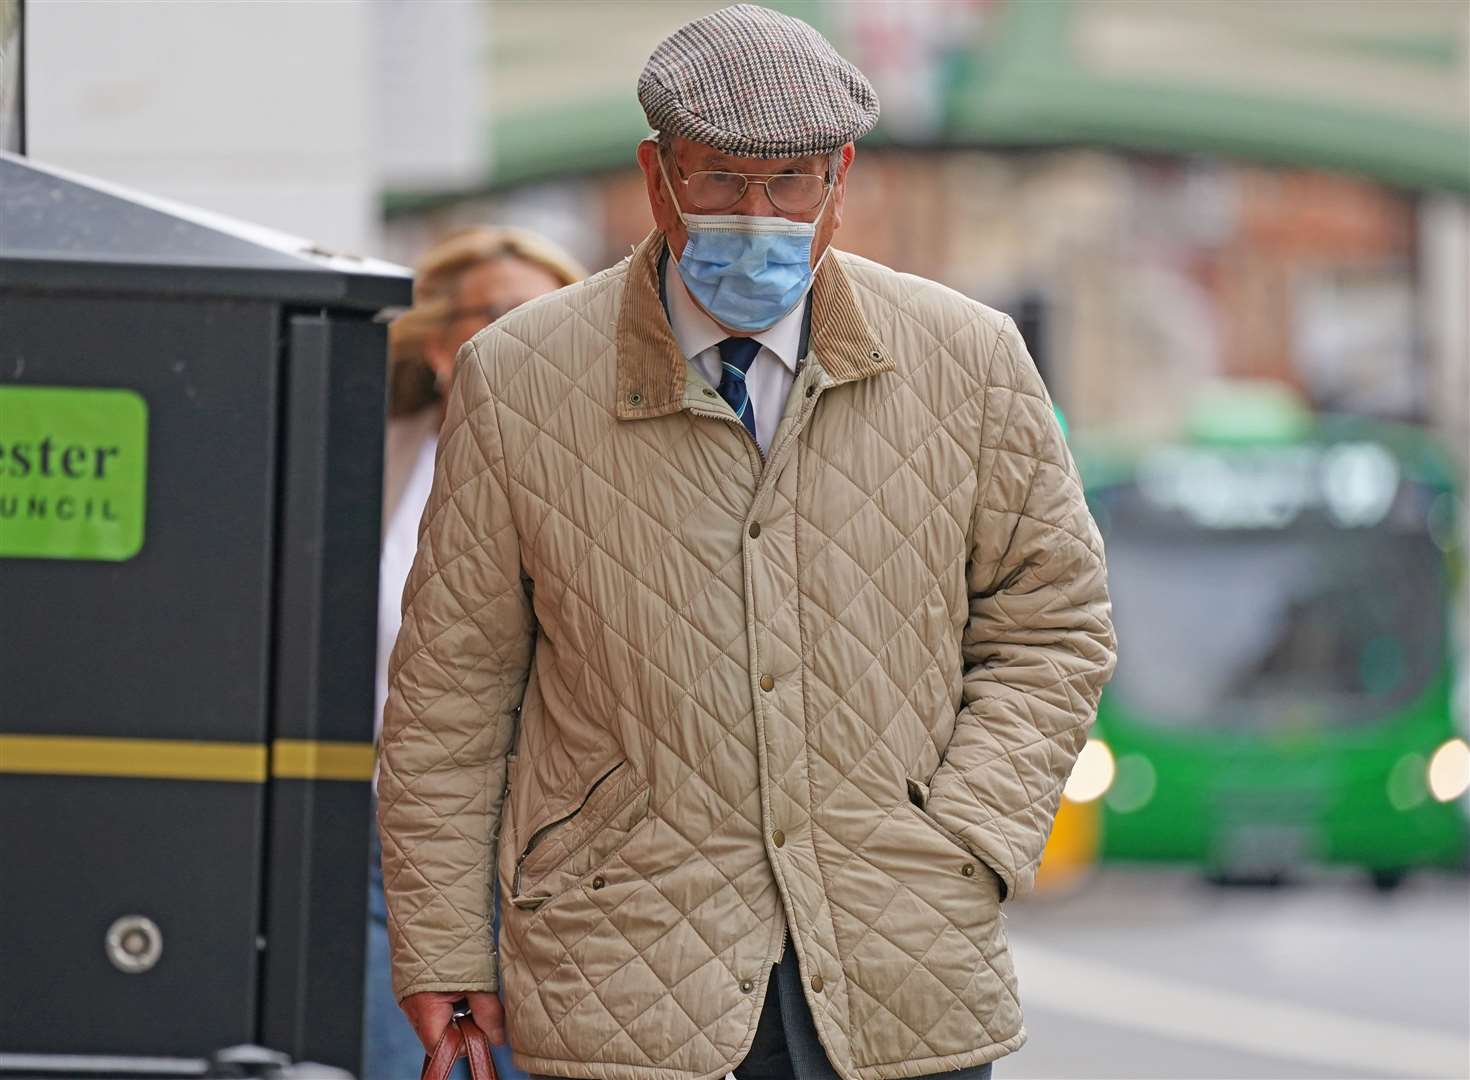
<box><xmin>906</xmin><ymin>776</ymin><xmax>1005</xmax><ymax>900</ymax></box>
<box><xmin>511</xmin><ymin>760</ymin><xmax>650</xmax><ymax>910</ymax></box>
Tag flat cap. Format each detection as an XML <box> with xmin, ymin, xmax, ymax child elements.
<box><xmin>639</xmin><ymin>3</ymin><xmax>879</xmax><ymax>159</ymax></box>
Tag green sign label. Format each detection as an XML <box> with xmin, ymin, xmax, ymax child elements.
<box><xmin>0</xmin><ymin>386</ymin><xmax>148</xmax><ymax>561</ymax></box>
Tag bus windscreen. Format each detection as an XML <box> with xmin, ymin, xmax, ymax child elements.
<box><xmin>1096</xmin><ymin>479</ymin><xmax>1449</xmax><ymax>732</ymax></box>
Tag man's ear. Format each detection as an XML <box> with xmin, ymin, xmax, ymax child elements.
<box><xmin>830</xmin><ymin>142</ymin><xmax>855</xmax><ymax>231</ymax></box>
<box><xmin>637</xmin><ymin>139</ymin><xmax>678</xmax><ymax>235</ymax></box>
<box><xmin>840</xmin><ymin>142</ymin><xmax>856</xmax><ymax>176</ymax></box>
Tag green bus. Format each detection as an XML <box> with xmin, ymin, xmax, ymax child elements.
<box><xmin>1069</xmin><ymin>382</ymin><xmax>1470</xmax><ymax>887</ymax></box>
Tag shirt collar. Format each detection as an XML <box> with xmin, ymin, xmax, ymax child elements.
<box><xmin>661</xmin><ymin>251</ymin><xmax>803</xmax><ymax>373</ymax></box>
<box><xmin>616</xmin><ymin>229</ymin><xmax>895</xmax><ymax>424</ymax></box>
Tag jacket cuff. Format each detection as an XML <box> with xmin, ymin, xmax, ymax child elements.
<box><xmin>395</xmin><ymin>977</ymin><xmax>499</xmax><ymax>1004</ymax></box>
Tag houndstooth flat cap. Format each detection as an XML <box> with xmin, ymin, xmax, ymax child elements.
<box><xmin>639</xmin><ymin>3</ymin><xmax>879</xmax><ymax>159</ymax></box>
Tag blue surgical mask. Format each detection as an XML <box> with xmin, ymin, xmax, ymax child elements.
<box><xmin>661</xmin><ymin>160</ymin><xmax>830</xmax><ymax>333</ymax></box>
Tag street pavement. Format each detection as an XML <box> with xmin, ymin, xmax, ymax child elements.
<box><xmin>995</xmin><ymin>866</ymin><xmax>1470</xmax><ymax>1080</ymax></box>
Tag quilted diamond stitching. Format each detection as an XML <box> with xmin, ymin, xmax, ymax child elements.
<box><xmin>378</xmin><ymin>245</ymin><xmax>1116</xmax><ymax>1078</ymax></box>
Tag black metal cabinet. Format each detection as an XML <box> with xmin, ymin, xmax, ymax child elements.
<box><xmin>0</xmin><ymin>152</ymin><xmax>410</xmax><ymax>1076</ymax></box>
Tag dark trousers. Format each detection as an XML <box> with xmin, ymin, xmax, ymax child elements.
<box><xmin>733</xmin><ymin>945</ymin><xmax>995</xmax><ymax>1080</ymax></box>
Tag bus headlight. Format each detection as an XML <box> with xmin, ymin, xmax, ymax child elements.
<box><xmin>1065</xmin><ymin>739</ymin><xmax>1115</xmax><ymax>803</ymax></box>
<box><xmin>1427</xmin><ymin>738</ymin><xmax>1470</xmax><ymax>803</ymax></box>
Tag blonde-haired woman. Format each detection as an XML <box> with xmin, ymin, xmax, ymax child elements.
<box><xmin>382</xmin><ymin>226</ymin><xmax>587</xmax><ymax>530</ymax></box>
<box><xmin>368</xmin><ymin>226</ymin><xmax>585</xmax><ymax>1080</ymax></box>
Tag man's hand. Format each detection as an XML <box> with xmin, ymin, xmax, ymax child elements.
<box><xmin>400</xmin><ymin>990</ymin><xmax>507</xmax><ymax>1051</ymax></box>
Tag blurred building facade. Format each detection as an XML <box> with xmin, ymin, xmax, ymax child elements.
<box><xmin>389</xmin><ymin>146</ymin><xmax>1460</xmax><ymax>445</ymax></box>
<box><xmin>15</xmin><ymin>0</ymin><xmax>1467</xmax><ymax>465</ymax></box>
<box><xmin>379</xmin><ymin>0</ymin><xmax>1468</xmax><ymax>468</ymax></box>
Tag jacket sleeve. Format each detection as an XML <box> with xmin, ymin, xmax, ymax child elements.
<box><xmin>925</xmin><ymin>316</ymin><xmax>1118</xmax><ymax>903</ymax></box>
<box><xmin>377</xmin><ymin>333</ymin><xmax>533</xmax><ymax>999</ymax></box>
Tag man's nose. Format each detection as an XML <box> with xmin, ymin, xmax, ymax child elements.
<box><xmin>730</xmin><ymin>178</ymin><xmax>778</xmax><ymax>217</ymax></box>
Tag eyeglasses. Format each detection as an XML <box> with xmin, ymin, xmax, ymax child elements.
<box><xmin>670</xmin><ymin>160</ymin><xmax>831</xmax><ymax>214</ymax></box>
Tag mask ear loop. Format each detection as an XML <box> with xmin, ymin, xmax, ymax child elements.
<box><xmin>807</xmin><ymin>182</ymin><xmax>835</xmax><ymax>272</ymax></box>
<box><xmin>656</xmin><ymin>154</ymin><xmax>693</xmax><ymax>238</ymax></box>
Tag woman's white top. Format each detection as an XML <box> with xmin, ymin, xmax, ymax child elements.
<box><xmin>375</xmin><ymin>425</ymin><xmax>440</xmax><ymax>752</ymax></box>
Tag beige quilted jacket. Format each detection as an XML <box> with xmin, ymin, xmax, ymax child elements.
<box><xmin>378</xmin><ymin>229</ymin><xmax>1118</xmax><ymax>1080</ymax></box>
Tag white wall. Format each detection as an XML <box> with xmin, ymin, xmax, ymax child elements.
<box><xmin>374</xmin><ymin>0</ymin><xmax>488</xmax><ymax>193</ymax></box>
<box><xmin>25</xmin><ymin>0</ymin><xmax>381</xmax><ymax>256</ymax></box>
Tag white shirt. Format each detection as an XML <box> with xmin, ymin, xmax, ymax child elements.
<box><xmin>375</xmin><ymin>427</ymin><xmax>439</xmax><ymax>752</ymax></box>
<box><xmin>663</xmin><ymin>255</ymin><xmax>803</xmax><ymax>454</ymax></box>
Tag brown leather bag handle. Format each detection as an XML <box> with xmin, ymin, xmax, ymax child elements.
<box><xmin>420</xmin><ymin>1014</ymin><xmax>499</xmax><ymax>1080</ymax></box>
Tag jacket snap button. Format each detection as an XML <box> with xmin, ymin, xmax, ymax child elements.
<box><xmin>961</xmin><ymin>863</ymin><xmax>975</xmax><ymax>878</ymax></box>
<box><xmin>810</xmin><ymin>975</ymin><xmax>824</xmax><ymax>993</ymax></box>
<box><xmin>628</xmin><ymin>391</ymin><xmax>643</xmax><ymax>406</ymax></box>
<box><xmin>759</xmin><ymin>674</ymin><xmax>775</xmax><ymax>692</ymax></box>
<box><xmin>869</xmin><ymin>350</ymin><xmax>881</xmax><ymax>360</ymax></box>
<box><xmin>740</xmin><ymin>978</ymin><xmax>754</xmax><ymax>993</ymax></box>
<box><xmin>592</xmin><ymin>875</ymin><xmax>607</xmax><ymax>890</ymax></box>
<box><xmin>748</xmin><ymin>522</ymin><xmax>761</xmax><ymax>539</ymax></box>
<box><xmin>772</xmin><ymin>829</ymin><xmax>786</xmax><ymax>848</ymax></box>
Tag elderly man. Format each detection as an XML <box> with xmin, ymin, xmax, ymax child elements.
<box><xmin>379</xmin><ymin>6</ymin><xmax>1117</xmax><ymax>1080</ymax></box>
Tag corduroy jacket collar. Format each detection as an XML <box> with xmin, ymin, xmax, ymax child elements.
<box><xmin>615</xmin><ymin>229</ymin><xmax>893</xmax><ymax>421</ymax></box>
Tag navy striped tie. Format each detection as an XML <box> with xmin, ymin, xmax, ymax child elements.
<box><xmin>717</xmin><ymin>336</ymin><xmax>761</xmax><ymax>442</ymax></box>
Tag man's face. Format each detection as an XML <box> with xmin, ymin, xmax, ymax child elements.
<box><xmin>636</xmin><ymin>135</ymin><xmax>853</xmax><ymax>269</ymax></box>
<box><xmin>423</xmin><ymin>256</ymin><xmax>566</xmax><ymax>387</ymax></box>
